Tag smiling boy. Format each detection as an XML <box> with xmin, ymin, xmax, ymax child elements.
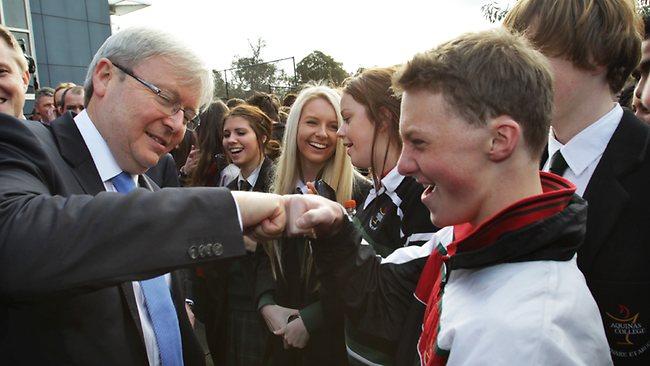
<box><xmin>283</xmin><ymin>28</ymin><xmax>611</xmax><ymax>365</ymax></box>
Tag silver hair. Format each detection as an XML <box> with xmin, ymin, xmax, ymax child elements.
<box><xmin>83</xmin><ymin>27</ymin><xmax>213</xmax><ymax>109</ymax></box>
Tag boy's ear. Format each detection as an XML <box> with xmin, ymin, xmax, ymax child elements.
<box><xmin>487</xmin><ymin>115</ymin><xmax>520</xmax><ymax>162</ymax></box>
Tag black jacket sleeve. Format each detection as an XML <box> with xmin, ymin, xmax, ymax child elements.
<box><xmin>312</xmin><ymin>220</ymin><xmax>428</xmax><ymax>342</ymax></box>
<box><xmin>0</xmin><ymin>117</ymin><xmax>245</xmax><ymax>303</ymax></box>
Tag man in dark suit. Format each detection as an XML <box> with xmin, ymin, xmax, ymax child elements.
<box><xmin>0</xmin><ymin>27</ymin><xmax>284</xmax><ymax>365</ymax></box>
<box><xmin>505</xmin><ymin>1</ymin><xmax>650</xmax><ymax>364</ymax></box>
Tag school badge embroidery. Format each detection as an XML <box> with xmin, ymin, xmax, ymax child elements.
<box><xmin>606</xmin><ymin>304</ymin><xmax>649</xmax><ymax>358</ymax></box>
<box><xmin>369</xmin><ymin>205</ymin><xmax>390</xmax><ymax>231</ymax></box>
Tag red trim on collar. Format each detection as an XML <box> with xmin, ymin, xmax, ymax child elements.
<box><xmin>415</xmin><ymin>172</ymin><xmax>575</xmax><ymax>365</ymax></box>
<box><xmin>454</xmin><ymin>172</ymin><xmax>575</xmax><ymax>253</ymax></box>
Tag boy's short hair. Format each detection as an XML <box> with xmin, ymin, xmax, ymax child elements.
<box><xmin>0</xmin><ymin>24</ymin><xmax>28</xmax><ymax>72</ymax></box>
<box><xmin>393</xmin><ymin>28</ymin><xmax>553</xmax><ymax>158</ymax></box>
<box><xmin>503</xmin><ymin>0</ymin><xmax>642</xmax><ymax>94</ymax></box>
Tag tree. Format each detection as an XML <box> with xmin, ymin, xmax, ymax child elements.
<box><xmin>225</xmin><ymin>38</ymin><xmax>289</xmax><ymax>99</ymax></box>
<box><xmin>296</xmin><ymin>51</ymin><xmax>349</xmax><ymax>86</ymax></box>
<box><xmin>213</xmin><ymin>70</ymin><xmax>228</xmax><ymax>100</ymax></box>
<box><xmin>481</xmin><ymin>0</ymin><xmax>650</xmax><ymax>23</ymax></box>
<box><xmin>481</xmin><ymin>1</ymin><xmax>509</xmax><ymax>23</ymax></box>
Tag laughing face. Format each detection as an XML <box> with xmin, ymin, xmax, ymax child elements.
<box><xmin>397</xmin><ymin>90</ymin><xmax>490</xmax><ymax>227</ymax></box>
<box><xmin>296</xmin><ymin>97</ymin><xmax>339</xmax><ymax>174</ymax></box>
<box><xmin>222</xmin><ymin>115</ymin><xmax>263</xmax><ymax>177</ymax></box>
<box><xmin>0</xmin><ymin>39</ymin><xmax>29</xmax><ymax>118</ymax></box>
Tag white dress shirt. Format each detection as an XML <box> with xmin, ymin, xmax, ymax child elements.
<box><xmin>74</xmin><ymin>110</ymin><xmax>169</xmax><ymax>366</ymax></box>
<box><xmin>220</xmin><ymin>163</ymin><xmax>240</xmax><ymax>187</ymax></box>
<box><xmin>236</xmin><ymin>160</ymin><xmax>264</xmax><ymax>190</ymax></box>
<box><xmin>543</xmin><ymin>104</ymin><xmax>622</xmax><ymax>197</ymax></box>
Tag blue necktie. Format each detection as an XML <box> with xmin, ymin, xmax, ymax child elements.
<box><xmin>110</xmin><ymin>172</ymin><xmax>184</xmax><ymax>366</ymax></box>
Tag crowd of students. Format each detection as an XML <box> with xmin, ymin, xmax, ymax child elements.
<box><xmin>1</xmin><ymin>0</ymin><xmax>649</xmax><ymax>365</ymax></box>
<box><xmin>165</xmin><ymin>2</ymin><xmax>650</xmax><ymax>365</ymax></box>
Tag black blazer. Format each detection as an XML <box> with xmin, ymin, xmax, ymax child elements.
<box><xmin>544</xmin><ymin>110</ymin><xmax>650</xmax><ymax>364</ymax></box>
<box><xmin>197</xmin><ymin>156</ymin><xmax>274</xmax><ymax>365</ymax></box>
<box><xmin>224</xmin><ymin>156</ymin><xmax>274</xmax><ymax>192</ymax></box>
<box><xmin>146</xmin><ymin>152</ymin><xmax>181</xmax><ymax>188</ymax></box>
<box><xmin>0</xmin><ymin>113</ymin><xmax>245</xmax><ymax>365</ymax></box>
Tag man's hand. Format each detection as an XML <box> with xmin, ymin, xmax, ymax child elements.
<box><xmin>232</xmin><ymin>192</ymin><xmax>285</xmax><ymax>240</ymax></box>
<box><xmin>274</xmin><ymin>316</ymin><xmax>310</xmax><ymax>349</ymax></box>
<box><xmin>260</xmin><ymin>304</ymin><xmax>299</xmax><ymax>332</ymax></box>
<box><xmin>283</xmin><ymin>194</ymin><xmax>345</xmax><ymax>238</ymax></box>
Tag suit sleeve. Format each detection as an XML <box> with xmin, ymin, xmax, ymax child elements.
<box><xmin>312</xmin><ymin>220</ymin><xmax>429</xmax><ymax>342</ymax></box>
<box><xmin>0</xmin><ymin>118</ymin><xmax>245</xmax><ymax>303</ymax></box>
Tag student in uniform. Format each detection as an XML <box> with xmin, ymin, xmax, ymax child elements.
<box><xmin>504</xmin><ymin>1</ymin><xmax>650</xmax><ymax>363</ymax></box>
<box><xmin>278</xmin><ymin>28</ymin><xmax>611</xmax><ymax>366</ymax></box>
<box><xmin>256</xmin><ymin>85</ymin><xmax>369</xmax><ymax>366</ymax></box>
<box><xmin>200</xmin><ymin>104</ymin><xmax>279</xmax><ymax>366</ymax></box>
<box><xmin>338</xmin><ymin>67</ymin><xmax>439</xmax><ymax>365</ymax></box>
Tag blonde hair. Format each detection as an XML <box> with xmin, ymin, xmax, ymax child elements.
<box><xmin>266</xmin><ymin>85</ymin><xmax>356</xmax><ymax>281</ymax></box>
<box><xmin>272</xmin><ymin>84</ymin><xmax>354</xmax><ymax>202</ymax></box>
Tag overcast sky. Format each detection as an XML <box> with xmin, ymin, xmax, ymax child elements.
<box><xmin>110</xmin><ymin>0</ymin><xmax>513</xmax><ymax>74</ymax></box>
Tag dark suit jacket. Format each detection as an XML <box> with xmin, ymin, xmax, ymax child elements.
<box><xmin>146</xmin><ymin>152</ymin><xmax>181</xmax><ymax>188</ymax></box>
<box><xmin>544</xmin><ymin>110</ymin><xmax>650</xmax><ymax>364</ymax></box>
<box><xmin>0</xmin><ymin>113</ymin><xmax>245</xmax><ymax>365</ymax></box>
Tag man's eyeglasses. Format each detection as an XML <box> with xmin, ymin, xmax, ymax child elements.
<box><xmin>111</xmin><ymin>61</ymin><xmax>200</xmax><ymax>131</ymax></box>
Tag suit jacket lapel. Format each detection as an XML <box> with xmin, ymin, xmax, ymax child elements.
<box><xmin>49</xmin><ymin>114</ymin><xmax>104</xmax><ymax>195</ymax></box>
<box><xmin>51</xmin><ymin>114</ymin><xmax>148</xmax><ymax>342</ymax></box>
<box><xmin>580</xmin><ymin>110</ymin><xmax>649</xmax><ymax>273</ymax></box>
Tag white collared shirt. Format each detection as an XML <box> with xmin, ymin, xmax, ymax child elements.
<box><xmin>295</xmin><ymin>179</ymin><xmax>309</xmax><ymax>194</ymax></box>
<box><xmin>74</xmin><ymin>110</ymin><xmax>169</xmax><ymax>366</ymax></box>
<box><xmin>236</xmin><ymin>159</ymin><xmax>264</xmax><ymax>190</ymax></box>
<box><xmin>543</xmin><ymin>104</ymin><xmax>622</xmax><ymax>197</ymax></box>
<box><xmin>362</xmin><ymin>166</ymin><xmax>403</xmax><ymax>210</ymax></box>
<box><xmin>219</xmin><ymin>163</ymin><xmax>240</xmax><ymax>187</ymax></box>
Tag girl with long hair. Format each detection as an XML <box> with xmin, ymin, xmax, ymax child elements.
<box><xmin>256</xmin><ymin>85</ymin><xmax>369</xmax><ymax>366</ymax></box>
<box><xmin>200</xmin><ymin>104</ymin><xmax>279</xmax><ymax>366</ymax></box>
<box><xmin>337</xmin><ymin>67</ymin><xmax>439</xmax><ymax>365</ymax></box>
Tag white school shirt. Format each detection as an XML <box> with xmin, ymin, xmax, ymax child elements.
<box><xmin>74</xmin><ymin>110</ymin><xmax>170</xmax><ymax>366</ymax></box>
<box><xmin>234</xmin><ymin>159</ymin><xmax>263</xmax><ymax>189</ymax></box>
<box><xmin>543</xmin><ymin>104</ymin><xmax>622</xmax><ymax>197</ymax></box>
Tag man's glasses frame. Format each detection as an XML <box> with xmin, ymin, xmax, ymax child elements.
<box><xmin>111</xmin><ymin>61</ymin><xmax>200</xmax><ymax>131</ymax></box>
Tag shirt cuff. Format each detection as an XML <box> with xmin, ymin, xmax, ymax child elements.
<box><xmin>233</xmin><ymin>193</ymin><xmax>243</xmax><ymax>231</ymax></box>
